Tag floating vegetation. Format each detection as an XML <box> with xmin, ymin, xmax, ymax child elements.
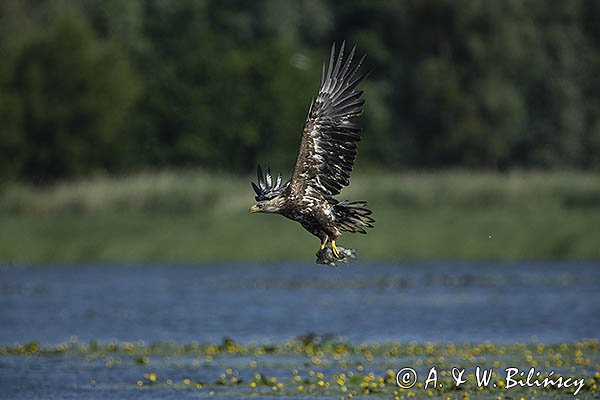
<box><xmin>1</xmin><ymin>336</ymin><xmax>598</xmax><ymax>398</ymax></box>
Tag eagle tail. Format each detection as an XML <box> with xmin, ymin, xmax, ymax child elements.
<box><xmin>334</xmin><ymin>200</ymin><xmax>374</xmax><ymax>234</ymax></box>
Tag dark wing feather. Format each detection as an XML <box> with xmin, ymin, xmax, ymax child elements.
<box><xmin>290</xmin><ymin>42</ymin><xmax>368</xmax><ymax>199</ymax></box>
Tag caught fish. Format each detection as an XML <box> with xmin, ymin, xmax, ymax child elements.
<box><xmin>315</xmin><ymin>245</ymin><xmax>357</xmax><ymax>266</ymax></box>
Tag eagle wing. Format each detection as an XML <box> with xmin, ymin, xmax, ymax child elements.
<box><xmin>289</xmin><ymin>42</ymin><xmax>368</xmax><ymax>200</ymax></box>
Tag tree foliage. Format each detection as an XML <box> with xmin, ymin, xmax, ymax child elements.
<box><xmin>1</xmin><ymin>7</ymin><xmax>139</xmax><ymax>182</ymax></box>
<box><xmin>1</xmin><ymin>0</ymin><xmax>600</xmax><ymax>183</ymax></box>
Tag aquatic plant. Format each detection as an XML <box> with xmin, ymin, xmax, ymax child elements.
<box><xmin>2</xmin><ymin>337</ymin><xmax>598</xmax><ymax>398</ymax></box>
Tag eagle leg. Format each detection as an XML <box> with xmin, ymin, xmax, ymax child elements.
<box><xmin>331</xmin><ymin>240</ymin><xmax>341</xmax><ymax>258</ymax></box>
<box><xmin>320</xmin><ymin>235</ymin><xmax>329</xmax><ymax>250</ymax></box>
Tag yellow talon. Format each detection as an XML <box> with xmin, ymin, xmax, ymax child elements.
<box><xmin>331</xmin><ymin>240</ymin><xmax>340</xmax><ymax>258</ymax></box>
<box><xmin>320</xmin><ymin>242</ymin><xmax>326</xmax><ymax>250</ymax></box>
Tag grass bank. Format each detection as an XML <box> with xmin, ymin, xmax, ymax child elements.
<box><xmin>1</xmin><ymin>170</ymin><xmax>599</xmax><ymax>262</ymax></box>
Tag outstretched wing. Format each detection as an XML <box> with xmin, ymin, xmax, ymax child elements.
<box><xmin>290</xmin><ymin>42</ymin><xmax>368</xmax><ymax>199</ymax></box>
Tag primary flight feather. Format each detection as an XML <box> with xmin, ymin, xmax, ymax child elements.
<box><xmin>249</xmin><ymin>42</ymin><xmax>374</xmax><ymax>261</ymax></box>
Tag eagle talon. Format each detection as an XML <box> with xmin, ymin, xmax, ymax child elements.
<box><xmin>331</xmin><ymin>241</ymin><xmax>341</xmax><ymax>258</ymax></box>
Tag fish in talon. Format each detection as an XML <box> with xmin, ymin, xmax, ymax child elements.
<box><xmin>316</xmin><ymin>245</ymin><xmax>357</xmax><ymax>266</ymax></box>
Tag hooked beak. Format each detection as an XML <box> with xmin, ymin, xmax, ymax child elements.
<box><xmin>249</xmin><ymin>204</ymin><xmax>260</xmax><ymax>213</ymax></box>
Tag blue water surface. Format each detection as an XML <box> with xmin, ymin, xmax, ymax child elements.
<box><xmin>0</xmin><ymin>261</ymin><xmax>598</xmax><ymax>345</ymax></box>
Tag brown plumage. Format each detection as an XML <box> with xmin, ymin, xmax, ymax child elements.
<box><xmin>249</xmin><ymin>42</ymin><xmax>374</xmax><ymax>260</ymax></box>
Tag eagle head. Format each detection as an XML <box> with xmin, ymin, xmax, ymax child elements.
<box><xmin>249</xmin><ymin>165</ymin><xmax>290</xmax><ymax>214</ymax></box>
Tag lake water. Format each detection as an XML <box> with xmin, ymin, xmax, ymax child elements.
<box><xmin>1</xmin><ymin>261</ymin><xmax>598</xmax><ymax>399</ymax></box>
<box><xmin>1</xmin><ymin>261</ymin><xmax>598</xmax><ymax>345</ymax></box>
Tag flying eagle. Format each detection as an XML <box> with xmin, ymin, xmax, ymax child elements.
<box><xmin>249</xmin><ymin>42</ymin><xmax>374</xmax><ymax>260</ymax></box>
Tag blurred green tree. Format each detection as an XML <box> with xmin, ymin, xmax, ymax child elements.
<box><xmin>1</xmin><ymin>0</ymin><xmax>600</xmax><ymax>183</ymax></box>
<box><xmin>7</xmin><ymin>16</ymin><xmax>139</xmax><ymax>182</ymax></box>
<box><xmin>130</xmin><ymin>0</ymin><xmax>320</xmax><ymax>173</ymax></box>
<box><xmin>331</xmin><ymin>0</ymin><xmax>599</xmax><ymax>170</ymax></box>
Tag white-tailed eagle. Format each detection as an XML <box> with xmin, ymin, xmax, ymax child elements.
<box><xmin>249</xmin><ymin>42</ymin><xmax>374</xmax><ymax>261</ymax></box>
